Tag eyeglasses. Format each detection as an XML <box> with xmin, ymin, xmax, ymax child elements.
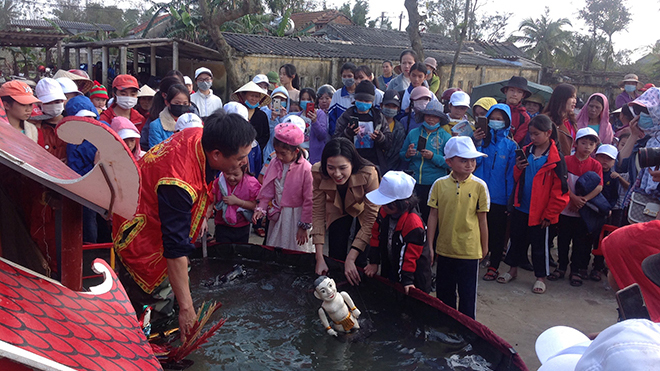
<box><xmin>197</xmin><ymin>78</ymin><xmax>212</xmax><ymax>83</ymax></box>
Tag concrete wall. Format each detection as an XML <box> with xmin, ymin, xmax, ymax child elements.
<box><xmin>436</xmin><ymin>65</ymin><xmax>540</xmax><ymax>94</ymax></box>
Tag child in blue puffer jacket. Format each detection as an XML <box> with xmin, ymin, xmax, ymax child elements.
<box><xmin>399</xmin><ymin>100</ymin><xmax>451</xmax><ymax>222</ymax></box>
<box><xmin>474</xmin><ymin>103</ymin><xmax>517</xmax><ymax>281</ymax></box>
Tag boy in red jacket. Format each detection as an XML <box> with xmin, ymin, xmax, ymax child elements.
<box><xmin>501</xmin><ymin>76</ymin><xmax>532</xmax><ymax>145</ymax></box>
<box><xmin>365</xmin><ymin>171</ymin><xmax>432</xmax><ymax>294</ymax></box>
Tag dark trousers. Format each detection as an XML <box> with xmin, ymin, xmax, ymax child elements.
<box><xmin>557</xmin><ymin>215</ymin><xmax>592</xmax><ymax>273</ymax></box>
<box><xmin>436</xmin><ymin>255</ymin><xmax>479</xmax><ymax>319</ymax></box>
<box><xmin>415</xmin><ymin>184</ymin><xmax>433</xmax><ymax>224</ymax></box>
<box><xmin>506</xmin><ymin>209</ymin><xmax>550</xmax><ymax>278</ymax></box>
<box><xmin>328</xmin><ymin>215</ymin><xmax>368</xmax><ymax>267</ymax></box>
<box><xmin>82</xmin><ymin>206</ymin><xmax>97</xmax><ymax>243</ymax></box>
<box><xmin>215</xmin><ymin>224</ymin><xmax>250</xmax><ymax>244</ymax></box>
<box><xmin>487</xmin><ymin>203</ymin><xmax>509</xmax><ymax>270</ymax></box>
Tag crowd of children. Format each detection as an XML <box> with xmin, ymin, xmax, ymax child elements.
<box><xmin>2</xmin><ymin>57</ymin><xmax>659</xmax><ymax>321</ymax></box>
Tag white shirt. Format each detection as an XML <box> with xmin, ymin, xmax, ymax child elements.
<box><xmin>191</xmin><ymin>89</ymin><xmax>223</xmax><ymax>118</ymax></box>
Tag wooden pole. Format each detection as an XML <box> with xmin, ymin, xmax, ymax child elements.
<box><xmin>60</xmin><ymin>197</ymin><xmax>82</xmax><ymax>291</ymax></box>
<box><xmin>120</xmin><ymin>46</ymin><xmax>127</xmax><ymax>75</ymax></box>
<box><xmin>56</xmin><ymin>40</ymin><xmax>62</xmax><ymax>69</ymax></box>
<box><xmin>172</xmin><ymin>41</ymin><xmax>179</xmax><ymax>71</ymax></box>
<box><xmin>87</xmin><ymin>47</ymin><xmax>93</xmax><ymax>75</ymax></box>
<box><xmin>102</xmin><ymin>46</ymin><xmax>108</xmax><ymax>88</ymax></box>
<box><xmin>133</xmin><ymin>48</ymin><xmax>139</xmax><ymax>75</ymax></box>
<box><xmin>150</xmin><ymin>45</ymin><xmax>156</xmax><ymax>76</ymax></box>
<box><xmin>75</xmin><ymin>48</ymin><xmax>81</xmax><ymax>69</ymax></box>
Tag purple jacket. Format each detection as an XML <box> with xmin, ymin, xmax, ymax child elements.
<box><xmin>308</xmin><ymin>109</ymin><xmax>329</xmax><ymax>165</ymax></box>
<box><xmin>615</xmin><ymin>91</ymin><xmax>639</xmax><ymax>109</ymax></box>
<box><xmin>258</xmin><ymin>156</ymin><xmax>314</xmax><ymax>223</ymax></box>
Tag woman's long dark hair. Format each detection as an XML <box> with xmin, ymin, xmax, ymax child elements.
<box><xmin>321</xmin><ymin>137</ymin><xmax>375</xmax><ymax>178</ymax></box>
<box><xmin>543</xmin><ymin>83</ymin><xmax>576</xmax><ymax>128</ymax></box>
<box><xmin>165</xmin><ymin>84</ymin><xmax>190</xmax><ymax>104</ymax></box>
<box><xmin>280</xmin><ymin>64</ymin><xmax>299</xmax><ymax>90</ymax></box>
<box><xmin>149</xmin><ymin>75</ymin><xmax>184</xmax><ymax>119</ymax></box>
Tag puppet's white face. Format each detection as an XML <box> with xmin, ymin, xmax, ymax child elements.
<box><xmin>316</xmin><ymin>278</ymin><xmax>337</xmax><ymax>301</ymax></box>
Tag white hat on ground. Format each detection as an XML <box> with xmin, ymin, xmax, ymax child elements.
<box><xmin>444</xmin><ymin>136</ymin><xmax>487</xmax><ymax>159</ymax></box>
<box><xmin>366</xmin><ymin>171</ymin><xmax>416</xmax><ymax>205</ymax></box>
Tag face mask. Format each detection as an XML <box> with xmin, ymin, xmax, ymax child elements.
<box><xmin>413</xmin><ymin>100</ymin><xmax>429</xmax><ymax>111</ymax></box>
<box><xmin>422</xmin><ymin>122</ymin><xmax>440</xmax><ymax>131</ymax></box>
<box><xmin>638</xmin><ymin>112</ymin><xmax>655</xmax><ymax>130</ymax></box>
<box><xmin>342</xmin><ymin>78</ymin><xmax>355</xmax><ymax>88</ymax></box>
<box><xmin>300</xmin><ymin>100</ymin><xmax>311</xmax><ymax>111</ymax></box>
<box><xmin>355</xmin><ymin>101</ymin><xmax>372</xmax><ymax>112</ymax></box>
<box><xmin>42</xmin><ymin>102</ymin><xmax>64</xmax><ymax>117</ymax></box>
<box><xmin>245</xmin><ymin>100</ymin><xmax>259</xmax><ymax>109</ymax></box>
<box><xmin>169</xmin><ymin>104</ymin><xmax>191</xmax><ymax>118</ymax></box>
<box><xmin>116</xmin><ymin>96</ymin><xmax>138</xmax><ymax>110</ymax></box>
<box><xmin>197</xmin><ymin>81</ymin><xmax>212</xmax><ymax>91</ymax></box>
<box><xmin>624</xmin><ymin>85</ymin><xmax>637</xmax><ymax>93</ymax></box>
<box><xmin>382</xmin><ymin>107</ymin><xmax>398</xmax><ymax>118</ymax></box>
<box><xmin>488</xmin><ymin>120</ymin><xmax>506</xmax><ymax>130</ymax></box>
<box><xmin>427</xmin><ymin>70</ymin><xmax>432</xmax><ymax>75</ymax></box>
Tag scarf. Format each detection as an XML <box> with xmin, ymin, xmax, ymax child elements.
<box><xmin>158</xmin><ymin>107</ymin><xmax>177</xmax><ymax>132</ymax></box>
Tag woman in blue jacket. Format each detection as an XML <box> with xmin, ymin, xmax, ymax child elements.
<box><xmin>473</xmin><ymin>103</ymin><xmax>517</xmax><ymax>281</ymax></box>
<box><xmin>148</xmin><ymin>84</ymin><xmax>191</xmax><ymax>148</ymax></box>
<box><xmin>399</xmin><ymin>100</ymin><xmax>451</xmax><ymax>222</ymax></box>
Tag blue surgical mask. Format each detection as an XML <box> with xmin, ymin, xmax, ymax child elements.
<box><xmin>638</xmin><ymin>112</ymin><xmax>655</xmax><ymax>130</ymax></box>
<box><xmin>300</xmin><ymin>100</ymin><xmax>311</xmax><ymax>111</ymax></box>
<box><xmin>625</xmin><ymin>85</ymin><xmax>637</xmax><ymax>93</ymax></box>
<box><xmin>382</xmin><ymin>107</ymin><xmax>398</xmax><ymax>118</ymax></box>
<box><xmin>245</xmin><ymin>100</ymin><xmax>259</xmax><ymax>109</ymax></box>
<box><xmin>488</xmin><ymin>120</ymin><xmax>506</xmax><ymax>130</ymax></box>
<box><xmin>355</xmin><ymin>101</ymin><xmax>372</xmax><ymax>112</ymax></box>
<box><xmin>422</xmin><ymin>122</ymin><xmax>440</xmax><ymax>131</ymax></box>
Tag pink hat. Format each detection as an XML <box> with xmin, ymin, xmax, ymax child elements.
<box><xmin>110</xmin><ymin>116</ymin><xmax>140</xmax><ymax>140</ymax></box>
<box><xmin>274</xmin><ymin>121</ymin><xmax>304</xmax><ymax>146</ymax></box>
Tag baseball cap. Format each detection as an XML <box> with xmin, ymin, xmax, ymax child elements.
<box><xmin>35</xmin><ymin>78</ymin><xmax>66</xmax><ymax>103</ymax></box>
<box><xmin>449</xmin><ymin>91</ymin><xmax>471</xmax><ymax>107</ymax></box>
<box><xmin>266</xmin><ymin>71</ymin><xmax>279</xmax><ymax>84</ymax></box>
<box><xmin>444</xmin><ymin>136</ymin><xmax>487</xmax><ymax>159</ymax></box>
<box><xmin>252</xmin><ymin>74</ymin><xmax>269</xmax><ymax>85</ymax></box>
<box><xmin>56</xmin><ymin>77</ymin><xmax>82</xmax><ymax>96</ymax></box>
<box><xmin>595</xmin><ymin>144</ymin><xmax>617</xmax><ymax>160</ymax></box>
<box><xmin>184</xmin><ymin>76</ymin><xmax>193</xmax><ymax>85</ymax></box>
<box><xmin>223</xmin><ymin>101</ymin><xmax>249</xmax><ymax>120</ymax></box>
<box><xmin>366</xmin><ymin>171</ymin><xmax>416</xmax><ymax>205</ymax></box>
<box><xmin>536</xmin><ymin>325</ymin><xmax>592</xmax><ymax>370</ymax></box>
<box><xmin>382</xmin><ymin>90</ymin><xmax>401</xmax><ymax>107</ymax></box>
<box><xmin>0</xmin><ymin>80</ymin><xmax>41</xmax><ymax>105</ymax></box>
<box><xmin>113</xmin><ymin>75</ymin><xmax>139</xmax><ymax>91</ymax></box>
<box><xmin>195</xmin><ymin>67</ymin><xmax>213</xmax><ymax>80</ymax></box>
<box><xmin>175</xmin><ymin>113</ymin><xmax>204</xmax><ymax>131</ymax></box>
<box><xmin>575</xmin><ymin>127</ymin><xmax>599</xmax><ymax>143</ymax></box>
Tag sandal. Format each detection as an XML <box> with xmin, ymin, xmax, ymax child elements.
<box><xmin>496</xmin><ymin>272</ymin><xmax>516</xmax><ymax>284</ymax></box>
<box><xmin>532</xmin><ymin>280</ymin><xmax>546</xmax><ymax>294</ymax></box>
<box><xmin>577</xmin><ymin>269</ymin><xmax>589</xmax><ymax>280</ymax></box>
<box><xmin>256</xmin><ymin>228</ymin><xmax>266</xmax><ymax>237</ymax></box>
<box><xmin>547</xmin><ymin>269</ymin><xmax>565</xmax><ymax>281</ymax></box>
<box><xmin>570</xmin><ymin>273</ymin><xmax>583</xmax><ymax>287</ymax></box>
<box><xmin>483</xmin><ymin>267</ymin><xmax>498</xmax><ymax>281</ymax></box>
<box><xmin>589</xmin><ymin>270</ymin><xmax>602</xmax><ymax>282</ymax></box>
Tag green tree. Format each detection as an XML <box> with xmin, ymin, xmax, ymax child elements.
<box><xmin>508</xmin><ymin>8</ymin><xmax>572</xmax><ymax>68</ymax></box>
<box><xmin>339</xmin><ymin>0</ymin><xmax>369</xmax><ymax>27</ymax></box>
<box><xmin>266</xmin><ymin>0</ymin><xmax>319</xmax><ymax>16</ymax></box>
<box><xmin>0</xmin><ymin>0</ymin><xmax>18</xmax><ymax>30</ymax></box>
<box><xmin>579</xmin><ymin>0</ymin><xmax>631</xmax><ymax>71</ymax></box>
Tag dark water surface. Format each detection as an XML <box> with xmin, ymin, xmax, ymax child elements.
<box><xmin>183</xmin><ymin>257</ymin><xmax>500</xmax><ymax>371</ymax></box>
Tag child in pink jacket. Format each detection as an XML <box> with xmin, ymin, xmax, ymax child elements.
<box><xmin>253</xmin><ymin>119</ymin><xmax>314</xmax><ymax>252</ymax></box>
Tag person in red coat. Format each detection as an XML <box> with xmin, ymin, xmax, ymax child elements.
<box><xmin>501</xmin><ymin>76</ymin><xmax>532</xmax><ymax>145</ymax></box>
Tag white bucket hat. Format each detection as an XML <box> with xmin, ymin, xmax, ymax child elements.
<box><xmin>35</xmin><ymin>77</ymin><xmax>66</xmax><ymax>103</ymax></box>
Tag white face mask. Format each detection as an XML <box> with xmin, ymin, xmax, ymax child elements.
<box><xmin>116</xmin><ymin>96</ymin><xmax>138</xmax><ymax>110</ymax></box>
<box><xmin>41</xmin><ymin>102</ymin><xmax>64</xmax><ymax>118</ymax></box>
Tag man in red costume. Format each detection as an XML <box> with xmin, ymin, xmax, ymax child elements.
<box><xmin>113</xmin><ymin>111</ymin><xmax>255</xmax><ymax>340</ymax></box>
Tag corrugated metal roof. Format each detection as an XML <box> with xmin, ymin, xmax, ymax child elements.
<box><xmin>222</xmin><ymin>32</ymin><xmax>514</xmax><ymax>67</ymax></box>
<box><xmin>10</xmin><ymin>19</ymin><xmax>115</xmax><ymax>32</ymax></box>
<box><xmin>313</xmin><ymin>24</ymin><xmax>459</xmax><ymax>51</ymax></box>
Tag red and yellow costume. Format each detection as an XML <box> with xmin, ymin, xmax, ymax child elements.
<box><xmin>113</xmin><ymin>128</ymin><xmax>210</xmax><ymax>294</ymax></box>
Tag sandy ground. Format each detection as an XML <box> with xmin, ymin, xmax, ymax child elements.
<box><xmin>240</xmin><ymin>228</ymin><xmax>619</xmax><ymax>371</ymax></box>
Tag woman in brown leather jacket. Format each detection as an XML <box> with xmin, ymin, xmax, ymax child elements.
<box><xmin>312</xmin><ymin>138</ymin><xmax>380</xmax><ymax>285</ymax></box>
